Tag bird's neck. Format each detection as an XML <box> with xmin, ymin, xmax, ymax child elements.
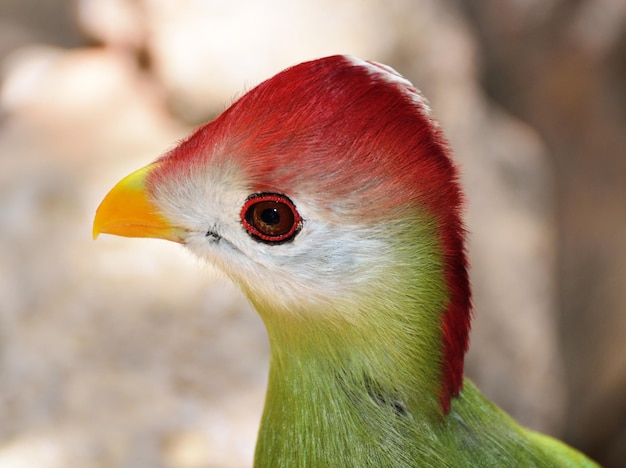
<box><xmin>254</xmin><ymin>311</ymin><xmax>446</xmax><ymax>466</ymax></box>
<box><xmin>250</xmin><ymin>230</ymin><xmax>452</xmax><ymax>466</ymax></box>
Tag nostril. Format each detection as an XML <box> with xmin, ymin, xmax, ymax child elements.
<box><xmin>206</xmin><ymin>230</ymin><xmax>221</xmax><ymax>241</ymax></box>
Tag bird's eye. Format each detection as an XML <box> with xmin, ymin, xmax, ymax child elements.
<box><xmin>240</xmin><ymin>193</ymin><xmax>302</xmax><ymax>244</ymax></box>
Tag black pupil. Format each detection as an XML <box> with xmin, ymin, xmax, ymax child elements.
<box><xmin>260</xmin><ymin>207</ymin><xmax>280</xmax><ymax>225</ymax></box>
<box><xmin>245</xmin><ymin>199</ymin><xmax>296</xmax><ymax>239</ymax></box>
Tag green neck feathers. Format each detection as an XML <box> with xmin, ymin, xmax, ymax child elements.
<box><xmin>248</xmin><ymin>220</ymin><xmax>450</xmax><ymax>466</ymax></box>
<box><xmin>239</xmin><ymin>219</ymin><xmax>598</xmax><ymax>467</ymax></box>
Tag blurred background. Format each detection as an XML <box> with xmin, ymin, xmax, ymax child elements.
<box><xmin>0</xmin><ymin>0</ymin><xmax>624</xmax><ymax>466</ymax></box>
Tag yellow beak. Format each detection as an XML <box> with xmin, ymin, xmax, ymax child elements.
<box><xmin>93</xmin><ymin>163</ymin><xmax>186</xmax><ymax>243</ymax></box>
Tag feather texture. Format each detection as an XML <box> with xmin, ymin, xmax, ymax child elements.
<box><xmin>95</xmin><ymin>55</ymin><xmax>598</xmax><ymax>467</ymax></box>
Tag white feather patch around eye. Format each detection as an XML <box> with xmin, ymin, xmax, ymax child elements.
<box><xmin>186</xmin><ymin>206</ymin><xmax>392</xmax><ymax>314</ymax></box>
<box><xmin>152</xmin><ymin>161</ymin><xmax>393</xmax><ymax>313</ymax></box>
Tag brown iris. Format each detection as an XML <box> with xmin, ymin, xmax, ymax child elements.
<box><xmin>241</xmin><ymin>193</ymin><xmax>302</xmax><ymax>243</ymax></box>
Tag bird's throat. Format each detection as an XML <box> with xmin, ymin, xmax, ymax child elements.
<box><xmin>239</xmin><ymin>217</ymin><xmax>454</xmax><ymax>465</ymax></box>
<box><xmin>250</xmin><ymin>243</ymin><xmax>451</xmax><ymax>465</ymax></box>
<box><xmin>254</xmin><ymin>309</ymin><xmax>446</xmax><ymax>466</ymax></box>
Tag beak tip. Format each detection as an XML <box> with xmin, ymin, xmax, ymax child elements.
<box><xmin>92</xmin><ymin>208</ymin><xmax>103</xmax><ymax>240</ymax></box>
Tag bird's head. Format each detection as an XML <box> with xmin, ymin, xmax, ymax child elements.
<box><xmin>94</xmin><ymin>55</ymin><xmax>471</xmax><ymax>413</ymax></box>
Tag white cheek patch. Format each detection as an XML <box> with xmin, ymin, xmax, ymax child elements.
<box><xmin>152</xmin><ymin>160</ymin><xmax>392</xmax><ymax>313</ymax></box>
<box><xmin>230</xmin><ymin>219</ymin><xmax>391</xmax><ymax>311</ymax></box>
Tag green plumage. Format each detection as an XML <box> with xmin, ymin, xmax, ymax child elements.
<box><xmin>248</xmin><ymin>219</ymin><xmax>597</xmax><ymax>467</ymax></box>
<box><xmin>258</xmin><ymin>368</ymin><xmax>595</xmax><ymax>467</ymax></box>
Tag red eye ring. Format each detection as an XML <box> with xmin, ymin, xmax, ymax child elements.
<box><xmin>240</xmin><ymin>193</ymin><xmax>302</xmax><ymax>244</ymax></box>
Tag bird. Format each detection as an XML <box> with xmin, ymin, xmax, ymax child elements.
<box><xmin>93</xmin><ymin>55</ymin><xmax>597</xmax><ymax>467</ymax></box>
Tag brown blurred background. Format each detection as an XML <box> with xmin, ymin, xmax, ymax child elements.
<box><xmin>0</xmin><ymin>1</ymin><xmax>624</xmax><ymax>467</ymax></box>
